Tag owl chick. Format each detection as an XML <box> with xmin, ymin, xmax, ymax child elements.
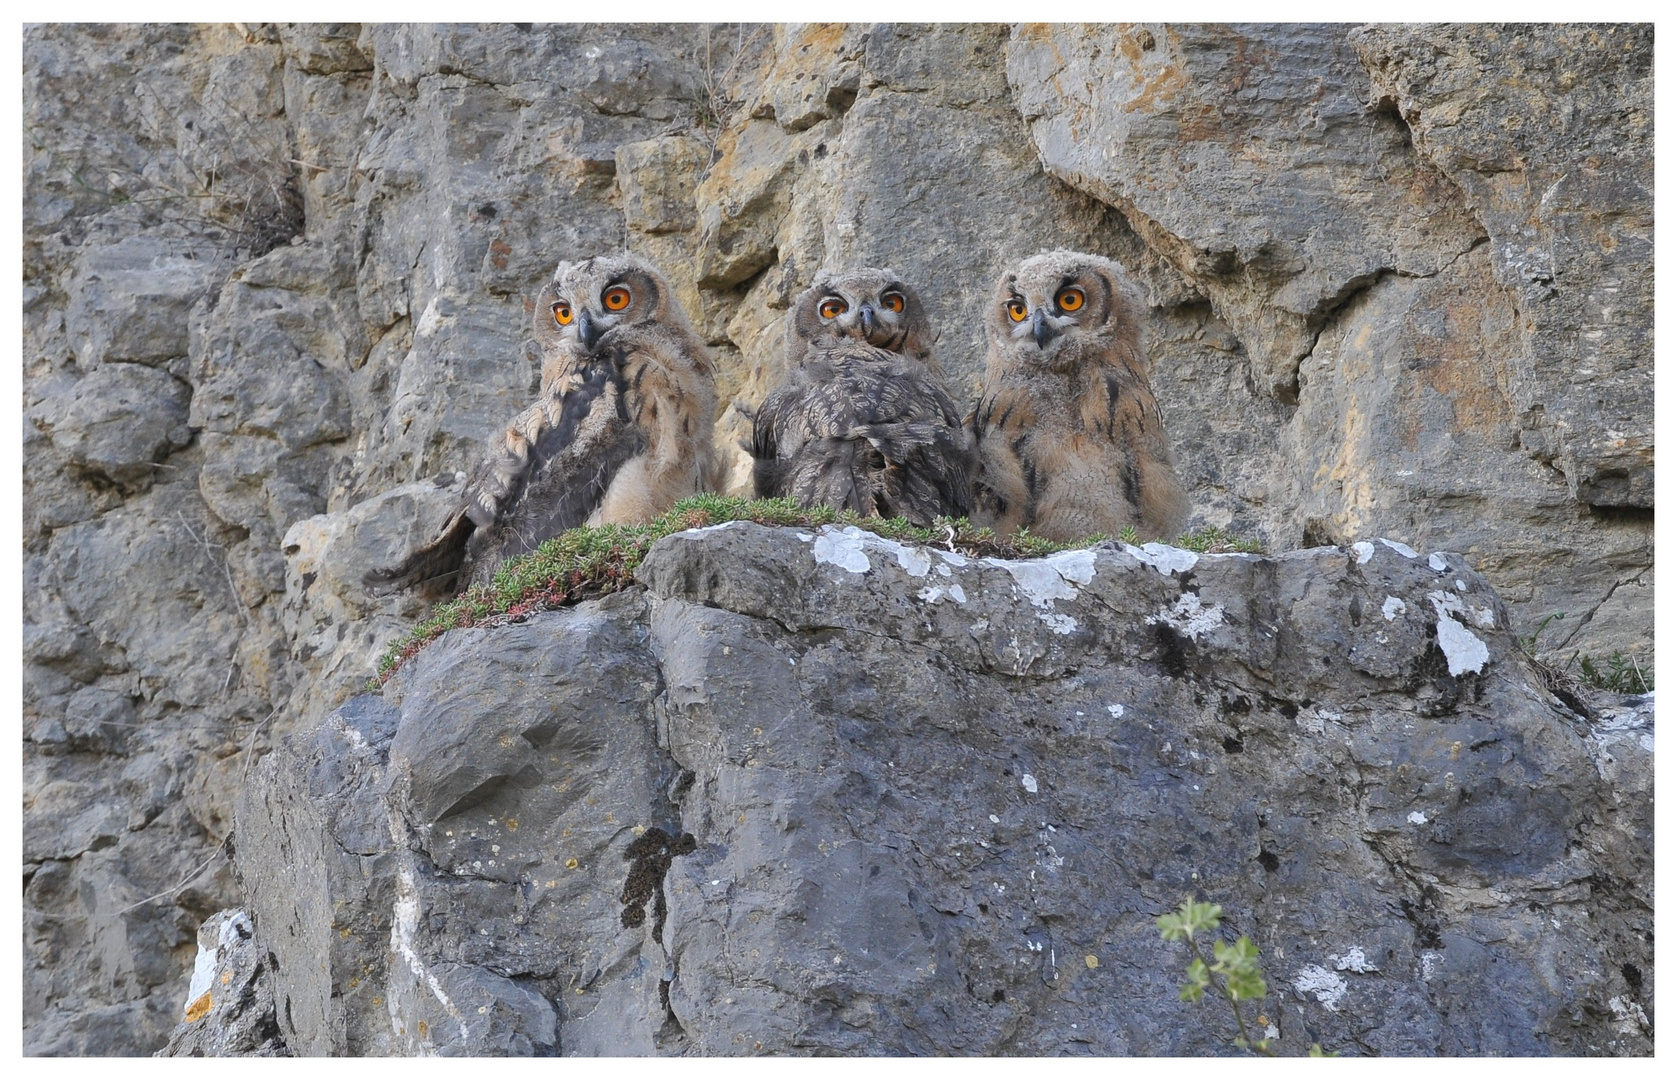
<box><xmin>970</xmin><ymin>250</ymin><xmax>1190</xmax><ymax>543</ymax></box>
<box><xmin>366</xmin><ymin>254</ymin><xmax>716</xmax><ymax>595</ymax></box>
<box><xmin>783</xmin><ymin>267</ymin><xmax>938</xmax><ymax>371</ymax></box>
<box><xmin>751</xmin><ymin>269</ymin><xmax>972</xmax><ymax>525</ymax></box>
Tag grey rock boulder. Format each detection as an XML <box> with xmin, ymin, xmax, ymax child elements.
<box><xmin>65</xmin><ymin>236</ymin><xmax>226</xmax><ymax>368</ymax></box>
<box><xmin>229</xmin><ymin>524</ymin><xmax>1652</xmax><ymax>1056</ymax></box>
<box><xmin>32</xmin><ymin>362</ymin><xmax>193</xmax><ymax>491</ymax></box>
<box><xmin>155</xmin><ymin>909</ymin><xmax>289</xmax><ymax>1057</ymax></box>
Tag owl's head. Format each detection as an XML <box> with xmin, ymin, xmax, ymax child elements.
<box><xmin>986</xmin><ymin>251</ymin><xmax>1144</xmax><ymax>373</ymax></box>
<box><xmin>787</xmin><ymin>267</ymin><xmax>935</xmax><ymax>368</ymax></box>
<box><xmin>534</xmin><ymin>253</ymin><xmax>689</xmax><ymax>360</ymax></box>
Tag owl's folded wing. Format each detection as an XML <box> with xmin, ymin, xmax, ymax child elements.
<box><xmin>363</xmin><ymin>359</ymin><xmax>636</xmax><ymax>597</ymax></box>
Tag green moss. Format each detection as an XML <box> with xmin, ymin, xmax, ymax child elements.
<box><xmin>1172</xmin><ymin>525</ymin><xmax>1266</xmax><ymax>555</ymax></box>
<box><xmin>367</xmin><ymin>496</ymin><xmax>1267</xmax><ymax>690</ymax></box>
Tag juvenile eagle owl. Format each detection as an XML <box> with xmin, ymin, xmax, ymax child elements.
<box><xmin>751</xmin><ymin>269</ymin><xmax>973</xmax><ymax>525</ymax></box>
<box><xmin>366</xmin><ymin>253</ymin><xmax>716</xmax><ymax>595</ymax></box>
<box><xmin>970</xmin><ymin>250</ymin><xmax>1190</xmax><ymax>543</ymax></box>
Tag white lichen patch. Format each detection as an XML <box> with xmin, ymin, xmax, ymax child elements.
<box><xmin>1044</xmin><ymin>548</ymin><xmax>1098</xmax><ymax>585</ymax></box>
<box><xmin>1428</xmin><ymin>591</ymin><xmax>1490</xmax><ymax>676</ymax></box>
<box><xmin>1408</xmin><ymin>810</ymin><xmax>1429</xmax><ymax>825</ymax></box>
<box><xmin>1420</xmin><ymin>951</ymin><xmax>1443</xmax><ymax>981</ymax></box>
<box><xmin>684</xmin><ymin>519</ymin><xmax>745</xmax><ymax>535</ymax></box>
<box><xmin>1150</xmin><ymin>592</ymin><xmax>1225</xmax><ymax>642</ymax></box>
<box><xmin>1107</xmin><ymin>703</ymin><xmax>1125</xmax><ymax>718</ymax></box>
<box><xmin>809</xmin><ymin>526</ymin><xmax>873</xmax><ymax>574</ymax></box>
<box><xmin>1382</xmin><ymin>596</ymin><xmax>1407</xmax><ymax>622</ymax></box>
<box><xmin>1608</xmin><ymin>994</ymin><xmax>1651</xmax><ymax>1035</ymax></box>
<box><xmin>916</xmin><ymin>582</ymin><xmax>969</xmax><ymax>605</ymax></box>
<box><xmin>1379</xmin><ymin>537</ymin><xmax>1419</xmax><ymax>558</ymax></box>
<box><xmin>1036</xmin><ymin>611</ymin><xmax>1078</xmax><ymax>635</ymax></box>
<box><xmin>808</xmin><ymin>525</ymin><xmax>941</xmax><ymax>578</ymax></box>
<box><xmin>184</xmin><ymin>909</ymin><xmax>253</xmax><ymax>1015</ymax></box>
<box><xmin>1293</xmin><ymin>964</ymin><xmax>1349</xmax><ymax>1011</ymax></box>
<box><xmin>888</xmin><ymin>542</ymin><xmax>932</xmax><ymax>578</ymax></box>
<box><xmin>1124</xmin><ymin>542</ymin><xmax>1199</xmax><ymax>577</ymax></box>
<box><xmin>1021</xmin><ymin>773</ymin><xmax>1039</xmax><ymax>793</ymax></box>
<box><xmin>938</xmin><ymin>550</ymin><xmax>969</xmax><ymax>568</ymax></box>
<box><xmin>992</xmin><ymin>557</ymin><xmax>1077</xmax><ymax>604</ymax></box>
<box><xmin>984</xmin><ymin>549</ymin><xmax>1098</xmax><ymax>634</ymax></box>
<box><xmin>1330</xmin><ymin>946</ymin><xmax>1379</xmax><ymax>974</ymax></box>
<box><xmin>1429</xmin><ymin>552</ymin><xmax>1450</xmax><ymax>572</ymax></box>
<box><xmin>1351</xmin><ymin>541</ymin><xmax>1375</xmax><ymax>564</ymax></box>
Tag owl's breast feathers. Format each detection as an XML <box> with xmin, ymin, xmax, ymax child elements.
<box><xmin>753</xmin><ymin>343</ymin><xmax>973</xmax><ymax>525</ymax></box>
<box><xmin>363</xmin><ymin>351</ymin><xmax>644</xmax><ymax>597</ymax></box>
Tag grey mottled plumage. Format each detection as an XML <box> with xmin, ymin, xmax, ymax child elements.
<box><xmin>752</xmin><ymin>269</ymin><xmax>972</xmax><ymax>524</ymax></box>
<box><xmin>366</xmin><ymin>253</ymin><xmax>714</xmax><ymax>596</ymax></box>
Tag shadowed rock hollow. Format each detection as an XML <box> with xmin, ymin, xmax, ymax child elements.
<box><xmin>23</xmin><ymin>23</ymin><xmax>1652</xmax><ymax>1055</ymax></box>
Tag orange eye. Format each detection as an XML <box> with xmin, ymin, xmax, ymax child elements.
<box><xmin>1005</xmin><ymin>299</ymin><xmax>1028</xmax><ymax>323</ymax></box>
<box><xmin>819</xmin><ymin>297</ymin><xmax>847</xmax><ymax>319</ymax></box>
<box><xmin>603</xmin><ymin>286</ymin><xmax>631</xmax><ymax>311</ymax></box>
<box><xmin>881</xmin><ymin>292</ymin><xmax>905</xmax><ymax>313</ymax></box>
<box><xmin>552</xmin><ymin>302</ymin><xmax>574</xmax><ymax>326</ymax></box>
<box><xmin>1056</xmin><ymin>287</ymin><xmax>1085</xmax><ymax>313</ymax></box>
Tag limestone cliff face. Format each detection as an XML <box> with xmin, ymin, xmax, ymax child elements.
<box><xmin>22</xmin><ymin>24</ymin><xmax>1652</xmax><ymax>1054</ymax></box>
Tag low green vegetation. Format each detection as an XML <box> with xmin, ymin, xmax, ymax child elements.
<box><xmin>369</xmin><ymin>495</ymin><xmax>1265</xmax><ymax>688</ymax></box>
<box><xmin>1171</xmin><ymin>524</ymin><xmax>1267</xmax><ymax>555</ymax></box>
<box><xmin>1519</xmin><ymin>610</ymin><xmax>1653</xmax><ymax>696</ymax></box>
<box><xmin>1577</xmin><ymin>650</ymin><xmax>1653</xmax><ymax>694</ymax></box>
<box><xmin>1158</xmin><ymin>898</ymin><xmax>1333</xmax><ymax>1057</ymax></box>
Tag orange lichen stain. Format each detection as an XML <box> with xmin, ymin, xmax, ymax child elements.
<box><xmin>505</xmin><ymin>819</ymin><xmax>518</xmax><ymax>832</ymax></box>
<box><xmin>565</xmin><ymin>858</ymin><xmax>579</xmax><ymax>870</ymax></box>
<box><xmin>736</xmin><ymin>813</ymin><xmax>748</xmax><ymax>824</ymax></box>
<box><xmin>348</xmin><ymin>977</ymin><xmax>360</xmax><ymax>990</ymax></box>
<box><xmin>220</xmin><ymin>970</ymin><xmax>233</xmax><ymax>985</ymax></box>
<box><xmin>1085</xmin><ymin>954</ymin><xmax>1100</xmax><ymax>969</ymax></box>
<box><xmin>604</xmin><ymin>812</ymin><xmax>614</xmax><ymax>823</ymax></box>
<box><xmin>185</xmin><ymin>993</ymin><xmax>213</xmax><ymax>1022</ymax></box>
<box><xmin>489</xmin><ymin>239</ymin><xmax>511</xmax><ymax>270</ymax></box>
<box><xmin>1410</xmin><ymin>270</ymin><xmax>1519</xmax><ymax>442</ymax></box>
<box><xmin>417</xmin><ymin>1020</ymin><xmax>429</xmax><ymax>1039</ymax></box>
<box><xmin>562</xmin><ymin>828</ymin><xmax>572</xmax><ymax>838</ymax></box>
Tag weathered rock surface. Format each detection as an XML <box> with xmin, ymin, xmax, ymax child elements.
<box><xmin>23</xmin><ymin>24</ymin><xmax>1652</xmax><ymax>1053</ymax></box>
<box><xmin>155</xmin><ymin>909</ymin><xmax>288</xmax><ymax>1057</ymax></box>
<box><xmin>217</xmin><ymin>525</ymin><xmax>1652</xmax><ymax>1056</ymax></box>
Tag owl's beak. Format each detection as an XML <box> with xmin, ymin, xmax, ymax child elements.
<box><xmin>1031</xmin><ymin>308</ymin><xmax>1058</xmax><ymax>349</ymax></box>
<box><xmin>859</xmin><ymin>304</ymin><xmax>876</xmax><ymax>337</ymax></box>
<box><xmin>577</xmin><ymin>310</ymin><xmax>603</xmax><ymax>350</ymax></box>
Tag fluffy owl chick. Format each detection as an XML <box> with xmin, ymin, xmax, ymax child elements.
<box><xmin>751</xmin><ymin>269</ymin><xmax>972</xmax><ymax>525</ymax></box>
<box><xmin>365</xmin><ymin>254</ymin><xmax>716</xmax><ymax>595</ymax></box>
<box><xmin>784</xmin><ymin>267</ymin><xmax>938</xmax><ymax>371</ymax></box>
<box><xmin>971</xmin><ymin>250</ymin><xmax>1189</xmax><ymax>543</ymax></box>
